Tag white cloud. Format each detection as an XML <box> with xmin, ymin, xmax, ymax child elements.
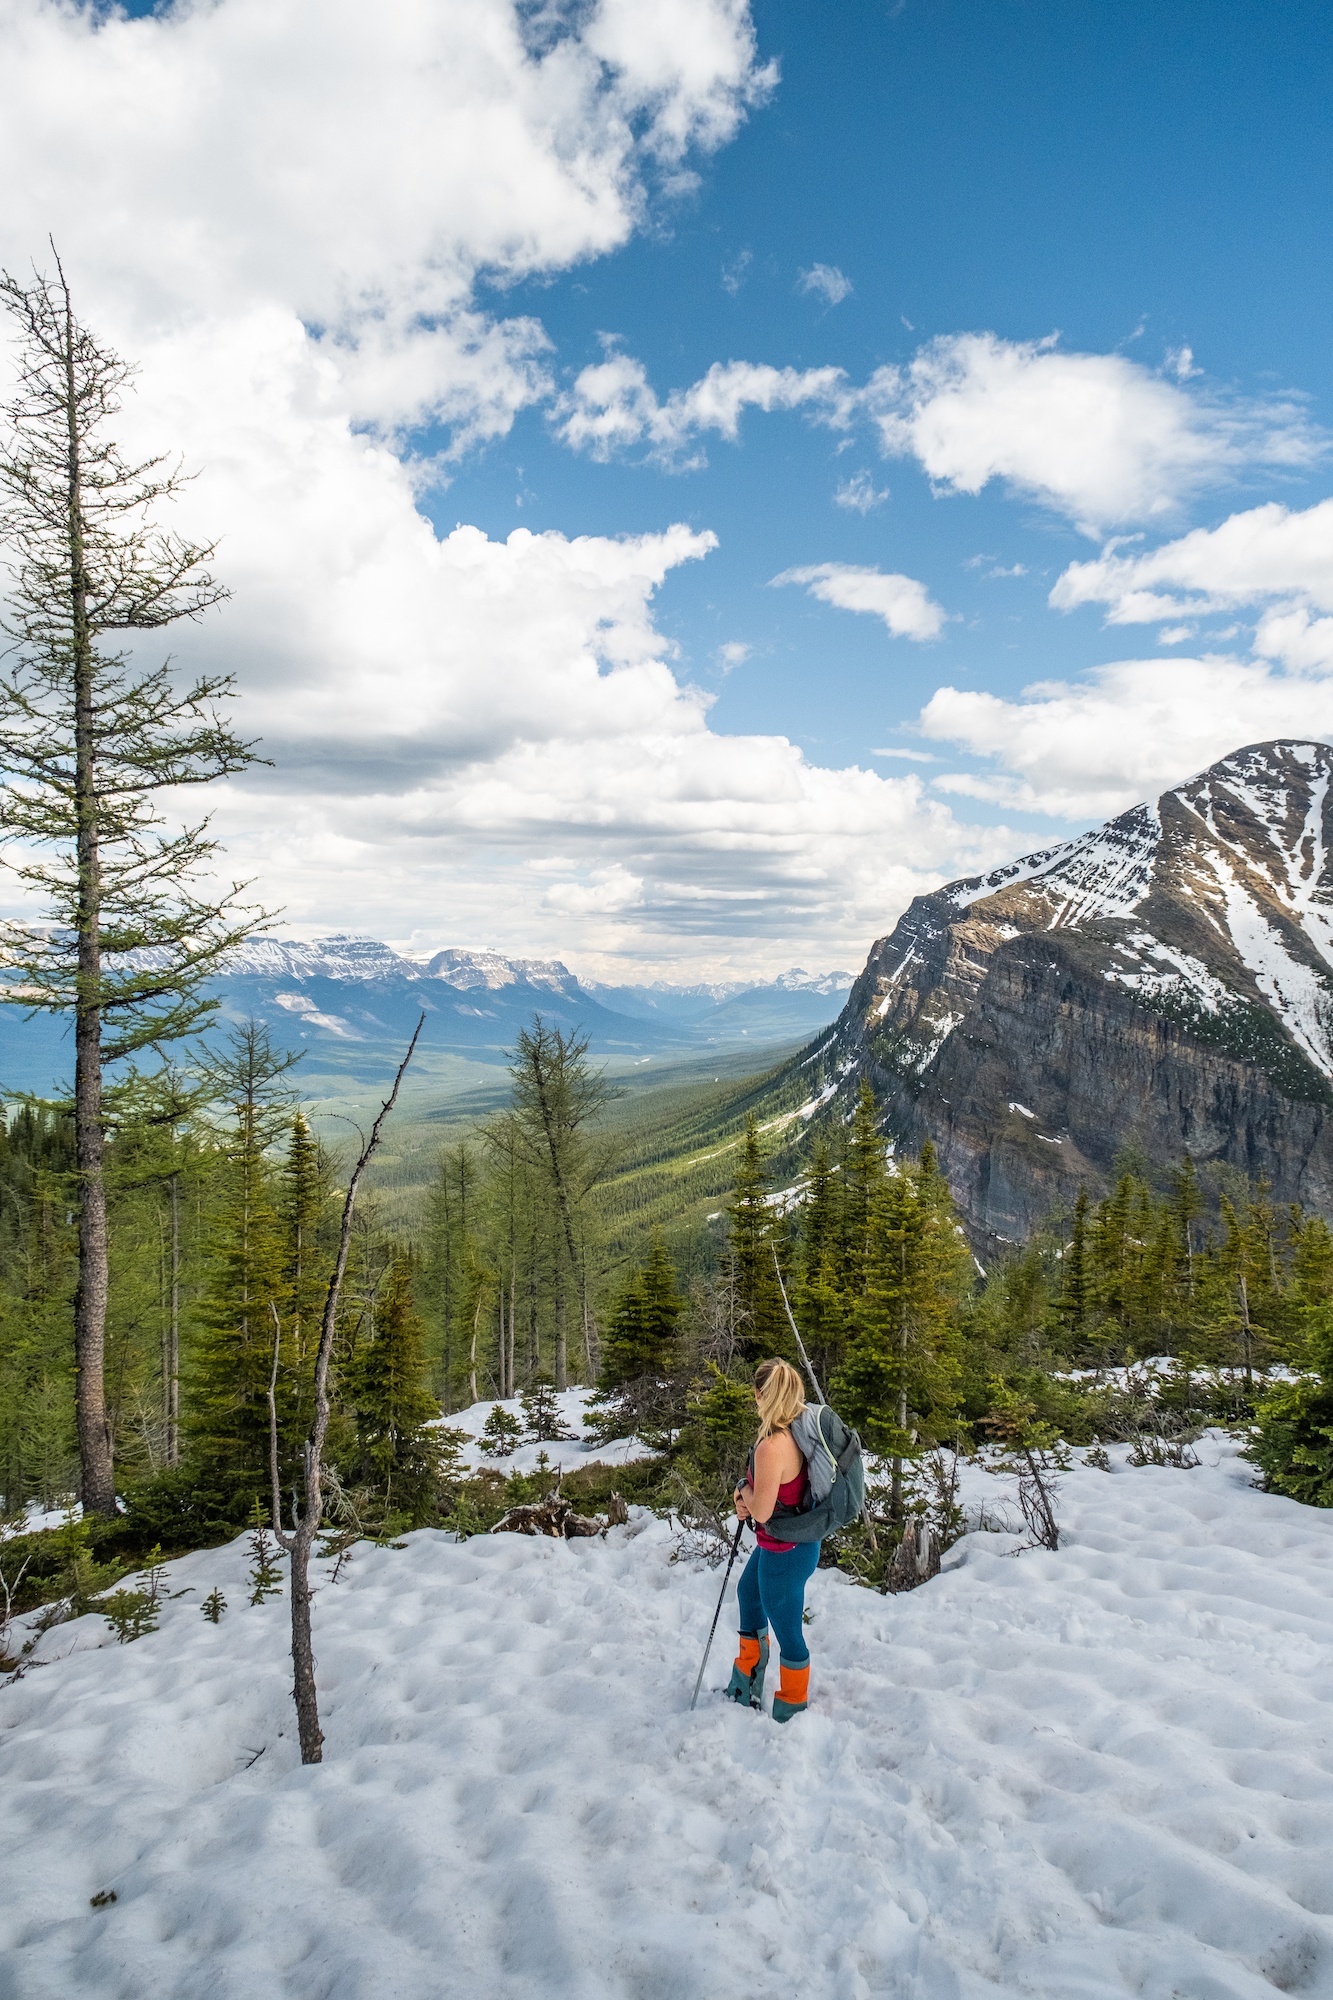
<box><xmin>772</xmin><ymin>563</ymin><xmax>947</xmax><ymax>641</ymax></box>
<box><xmin>872</xmin><ymin>748</ymin><xmax>937</xmax><ymax>763</ymax></box>
<box><xmin>834</xmin><ymin>470</ymin><xmax>889</xmax><ymax>513</ymax></box>
<box><xmin>721</xmin><ymin>249</ymin><xmax>753</xmax><ymax>295</ymax></box>
<box><xmin>1254</xmin><ymin>607</ymin><xmax>1333</xmax><ymax>674</ymax></box>
<box><xmin>716</xmin><ymin>641</ymin><xmax>752</xmax><ymax>671</ymax></box>
<box><xmin>555</xmin><ymin>330</ymin><xmax>1321</xmax><ymax>532</ymax></box>
<box><xmin>1051</xmin><ymin>498</ymin><xmax>1333</xmax><ymax>630</ymax></box>
<box><xmin>0</xmin><ymin>0</ymin><xmax>772</xmax><ymax>445</ymax></box>
<box><xmin>0</xmin><ymin>1</ymin><xmax>1006</xmax><ymax>977</ymax></box>
<box><xmin>799</xmin><ymin>263</ymin><xmax>852</xmax><ymax>306</ymax></box>
<box><xmin>918</xmin><ymin>654</ymin><xmax>1333</xmax><ymax>819</ymax></box>
<box><xmin>554</xmin><ymin>352</ymin><xmax>852</xmax><ymax>464</ymax></box>
<box><xmin>191</xmin><ymin>501</ymin><xmax>1005</xmax><ymax>969</ymax></box>
<box><xmin>865</xmin><ymin>333</ymin><xmax>1321</xmax><ymax>537</ymax></box>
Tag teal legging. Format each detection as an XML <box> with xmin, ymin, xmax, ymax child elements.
<box><xmin>736</xmin><ymin>1539</ymin><xmax>820</xmax><ymax>1666</ymax></box>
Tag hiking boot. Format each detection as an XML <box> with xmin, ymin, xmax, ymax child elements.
<box><xmin>724</xmin><ymin>1631</ymin><xmax>769</xmax><ymax>1709</ymax></box>
<box><xmin>771</xmin><ymin>1658</ymin><xmax>809</xmax><ymax>1722</ymax></box>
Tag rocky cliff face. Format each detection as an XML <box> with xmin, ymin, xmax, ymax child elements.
<box><xmin>808</xmin><ymin>740</ymin><xmax>1333</xmax><ymax>1240</ymax></box>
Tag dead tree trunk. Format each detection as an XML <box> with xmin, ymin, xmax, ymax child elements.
<box><xmin>269</xmin><ymin>1017</ymin><xmax>422</xmax><ymax>1765</ymax></box>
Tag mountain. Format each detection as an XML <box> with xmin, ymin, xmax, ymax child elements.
<box><xmin>790</xmin><ymin>740</ymin><xmax>1333</xmax><ymax>1241</ymax></box>
<box><xmin>0</xmin><ymin>937</ymin><xmax>852</xmax><ymax>1096</ymax></box>
<box><xmin>582</xmin><ymin>966</ymin><xmax>857</xmax><ymax>1038</ymax></box>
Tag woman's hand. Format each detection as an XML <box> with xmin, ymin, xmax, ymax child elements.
<box><xmin>733</xmin><ymin>1482</ymin><xmax>753</xmax><ymax>1521</ymax></box>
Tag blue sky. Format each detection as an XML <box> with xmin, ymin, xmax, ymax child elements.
<box><xmin>438</xmin><ymin>0</ymin><xmax>1333</xmax><ymax>797</ymax></box>
<box><xmin>6</xmin><ymin>0</ymin><xmax>1333</xmax><ymax>974</ymax></box>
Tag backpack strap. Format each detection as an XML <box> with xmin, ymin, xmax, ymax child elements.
<box><xmin>835</xmin><ymin>1428</ymin><xmax>861</xmax><ymax>1475</ymax></box>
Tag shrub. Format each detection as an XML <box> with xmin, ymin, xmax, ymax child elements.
<box><xmin>1248</xmin><ymin>1376</ymin><xmax>1333</xmax><ymax>1506</ymax></box>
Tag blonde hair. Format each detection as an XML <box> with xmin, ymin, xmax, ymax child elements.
<box><xmin>754</xmin><ymin>1357</ymin><xmax>805</xmax><ymax>1439</ymax></box>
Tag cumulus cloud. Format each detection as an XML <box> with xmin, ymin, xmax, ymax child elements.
<box><xmin>1051</xmin><ymin>497</ymin><xmax>1333</xmax><ymax>635</ymax></box>
<box><xmin>772</xmin><ymin>563</ymin><xmax>947</xmax><ymax>641</ymax></box>
<box><xmin>0</xmin><ymin>0</ymin><xmax>773</xmax><ymax>445</ymax></box>
<box><xmin>557</xmin><ymin>331</ymin><xmax>1321</xmax><ymax>533</ymax></box>
<box><xmin>918</xmin><ymin>654</ymin><xmax>1333</xmax><ymax>819</ymax></box>
<box><xmin>798</xmin><ymin>263</ymin><xmax>852</xmax><ymax>306</ymax></box>
<box><xmin>187</xmin><ymin>493</ymin><xmax>1005</xmax><ymax>967</ymax></box>
<box><xmin>554</xmin><ymin>352</ymin><xmax>852</xmax><ymax>465</ymax></box>
<box><xmin>865</xmin><ymin>333</ymin><xmax>1321</xmax><ymax>537</ymax></box>
<box><xmin>0</xmin><ymin>1</ymin><xmax>1009</xmax><ymax>975</ymax></box>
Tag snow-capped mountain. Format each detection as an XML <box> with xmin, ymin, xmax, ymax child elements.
<box><xmin>792</xmin><ymin>740</ymin><xmax>1333</xmax><ymax>1241</ymax></box>
<box><xmin>0</xmin><ymin>929</ymin><xmax>852</xmax><ymax>1095</ymax></box>
<box><xmin>212</xmin><ymin>935</ymin><xmax>416</xmax><ymax>982</ymax></box>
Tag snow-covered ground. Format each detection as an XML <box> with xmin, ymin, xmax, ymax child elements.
<box><xmin>4</xmin><ymin>1436</ymin><xmax>1333</xmax><ymax>1997</ymax></box>
<box><xmin>442</xmin><ymin>1386</ymin><xmax>649</xmax><ymax>1477</ymax></box>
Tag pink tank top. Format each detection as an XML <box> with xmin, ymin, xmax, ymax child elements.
<box><xmin>755</xmin><ymin>1464</ymin><xmax>808</xmax><ymax>1551</ymax></box>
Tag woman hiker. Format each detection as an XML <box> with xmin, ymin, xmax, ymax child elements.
<box><xmin>726</xmin><ymin>1357</ymin><xmax>820</xmax><ymax>1722</ymax></box>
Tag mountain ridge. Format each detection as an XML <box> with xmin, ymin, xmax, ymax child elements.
<box><xmin>785</xmin><ymin>739</ymin><xmax>1333</xmax><ymax>1242</ymax></box>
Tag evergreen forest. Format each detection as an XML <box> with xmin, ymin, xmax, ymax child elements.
<box><xmin>6</xmin><ymin>1016</ymin><xmax>1333</xmax><ymax>1621</ymax></box>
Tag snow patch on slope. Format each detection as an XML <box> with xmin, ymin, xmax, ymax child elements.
<box><xmin>1216</xmin><ymin>862</ymin><xmax>1333</xmax><ymax>1076</ymax></box>
<box><xmin>4</xmin><ymin>1443</ymin><xmax>1333</xmax><ymax>1996</ymax></box>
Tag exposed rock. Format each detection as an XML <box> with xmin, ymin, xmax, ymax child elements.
<box><xmin>797</xmin><ymin>740</ymin><xmax>1333</xmax><ymax>1242</ymax></box>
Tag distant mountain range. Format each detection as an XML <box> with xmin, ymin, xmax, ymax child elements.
<box><xmin>0</xmin><ymin>938</ymin><xmax>854</xmax><ymax>1096</ymax></box>
<box><xmin>769</xmin><ymin>739</ymin><xmax>1333</xmax><ymax>1242</ymax></box>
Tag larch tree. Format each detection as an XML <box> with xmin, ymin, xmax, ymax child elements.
<box><xmin>0</xmin><ymin>258</ymin><xmax>263</xmax><ymax>1515</ymax></box>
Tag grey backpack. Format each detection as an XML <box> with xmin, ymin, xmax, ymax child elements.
<box><xmin>759</xmin><ymin>1403</ymin><xmax>865</xmax><ymax>1544</ymax></box>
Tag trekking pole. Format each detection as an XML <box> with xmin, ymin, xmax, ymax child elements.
<box><xmin>689</xmin><ymin>1518</ymin><xmax>746</xmax><ymax>1711</ymax></box>
<box><xmin>772</xmin><ymin>1246</ymin><xmax>824</xmax><ymax>1403</ymax></box>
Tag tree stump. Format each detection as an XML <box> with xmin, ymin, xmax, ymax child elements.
<box><xmin>490</xmin><ymin>1496</ymin><xmax>606</xmax><ymax>1538</ymax></box>
<box><xmin>887</xmin><ymin>1519</ymin><xmax>941</xmax><ymax>1593</ymax></box>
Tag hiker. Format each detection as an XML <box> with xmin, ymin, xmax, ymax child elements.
<box><xmin>726</xmin><ymin>1357</ymin><xmax>820</xmax><ymax>1721</ymax></box>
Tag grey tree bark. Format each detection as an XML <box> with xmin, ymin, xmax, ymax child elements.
<box><xmin>269</xmin><ymin>1017</ymin><xmax>423</xmax><ymax>1764</ymax></box>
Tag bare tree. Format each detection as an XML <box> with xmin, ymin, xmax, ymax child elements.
<box><xmin>0</xmin><ymin>254</ymin><xmax>264</xmax><ymax>1515</ymax></box>
<box><xmin>268</xmin><ymin>1018</ymin><xmax>423</xmax><ymax>1764</ymax></box>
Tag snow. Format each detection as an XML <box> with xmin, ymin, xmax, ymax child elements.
<box><xmin>441</xmin><ymin>1389</ymin><xmax>651</xmax><ymax>1479</ymax></box>
<box><xmin>760</xmin><ymin>1080</ymin><xmax>839</xmax><ymax>1133</ymax></box>
<box><xmin>1213</xmin><ymin>856</ymin><xmax>1333</xmax><ymax>1077</ymax></box>
<box><xmin>6</xmin><ymin>1439</ymin><xmax>1333</xmax><ymax>1996</ymax></box>
<box><xmin>943</xmin><ymin>806</ymin><xmax>1159</xmax><ymax>928</ymax></box>
<box><xmin>1008</xmin><ymin>1102</ymin><xmax>1036</xmax><ymax>1119</ymax></box>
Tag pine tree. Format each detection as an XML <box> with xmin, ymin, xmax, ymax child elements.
<box><xmin>186</xmin><ymin>1025</ymin><xmax>297</xmax><ymax>1520</ymax></box>
<box><xmin>600</xmin><ymin>1230</ymin><xmax>683</xmax><ymax>1387</ymax></box>
<box><xmin>727</xmin><ymin>1115</ymin><xmax>787</xmax><ymax>1358</ymax></box>
<box><xmin>840</xmin><ymin>1081</ymin><xmax>887</xmax><ymax>1298</ymax></box>
<box><xmin>278</xmin><ymin>1114</ymin><xmax>330</xmax><ymax>1440</ymax></box>
<box><xmin>832</xmin><ymin>1145</ymin><xmax>968</xmax><ymax>1517</ymax></box>
<box><xmin>794</xmin><ymin>1140</ymin><xmax>849</xmax><ymax>1384</ymax></box>
<box><xmin>1060</xmin><ymin>1187</ymin><xmax>1092</xmax><ymax>1342</ymax></box>
<box><xmin>343</xmin><ymin>1253</ymin><xmax>440</xmax><ymax>1528</ymax></box>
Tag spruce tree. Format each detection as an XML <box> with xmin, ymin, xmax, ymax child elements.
<box><xmin>840</xmin><ymin>1081</ymin><xmax>887</xmax><ymax>1296</ymax></box>
<box><xmin>727</xmin><ymin>1115</ymin><xmax>787</xmax><ymax>1358</ymax></box>
<box><xmin>794</xmin><ymin>1140</ymin><xmax>850</xmax><ymax>1382</ymax></box>
<box><xmin>344</xmin><ymin>1252</ymin><xmax>440</xmax><ymax>1528</ymax></box>
<box><xmin>600</xmin><ymin>1230</ymin><xmax>683</xmax><ymax>1386</ymax></box>
<box><xmin>832</xmin><ymin>1145</ymin><xmax>968</xmax><ymax>1516</ymax></box>
<box><xmin>278</xmin><ymin>1113</ymin><xmax>330</xmax><ymax>1439</ymax></box>
<box><xmin>186</xmin><ymin>1025</ymin><xmax>297</xmax><ymax>1519</ymax></box>
<box><xmin>1060</xmin><ymin>1187</ymin><xmax>1092</xmax><ymax>1342</ymax></box>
